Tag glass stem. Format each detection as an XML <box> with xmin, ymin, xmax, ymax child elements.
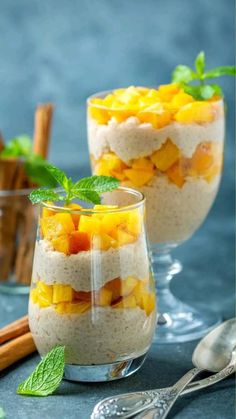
<box><xmin>150</xmin><ymin>248</ymin><xmax>182</xmax><ymax>326</ymax></box>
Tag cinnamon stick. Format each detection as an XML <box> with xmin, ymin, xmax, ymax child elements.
<box><xmin>33</xmin><ymin>103</ymin><xmax>54</xmax><ymax>158</ymax></box>
<box><xmin>0</xmin><ymin>332</ymin><xmax>36</xmax><ymax>371</ymax></box>
<box><xmin>0</xmin><ymin>315</ymin><xmax>29</xmax><ymax>345</ymax></box>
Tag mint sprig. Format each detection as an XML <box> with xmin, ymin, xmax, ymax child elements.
<box><xmin>0</xmin><ymin>136</ymin><xmax>57</xmax><ymax>188</ymax></box>
<box><xmin>17</xmin><ymin>346</ymin><xmax>65</xmax><ymax>397</ymax></box>
<box><xmin>172</xmin><ymin>51</ymin><xmax>235</xmax><ymax>100</ymax></box>
<box><xmin>29</xmin><ymin>163</ymin><xmax>120</xmax><ymax>205</ymax></box>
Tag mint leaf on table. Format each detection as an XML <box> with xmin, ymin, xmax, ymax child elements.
<box><xmin>29</xmin><ymin>164</ymin><xmax>120</xmax><ymax>206</ymax></box>
<box><xmin>172</xmin><ymin>51</ymin><xmax>235</xmax><ymax>100</ymax></box>
<box><xmin>0</xmin><ymin>407</ymin><xmax>5</xmax><ymax>419</ymax></box>
<box><xmin>17</xmin><ymin>346</ymin><xmax>65</xmax><ymax>397</ymax></box>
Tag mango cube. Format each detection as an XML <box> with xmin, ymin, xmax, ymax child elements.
<box><xmin>120</xmin><ymin>276</ymin><xmax>138</xmax><ymax>297</ymax></box>
<box><xmin>37</xmin><ymin>281</ymin><xmax>53</xmax><ymax>303</ymax></box>
<box><xmin>79</xmin><ymin>215</ymin><xmax>101</xmax><ymax>235</ymax></box>
<box><xmin>190</xmin><ymin>142</ymin><xmax>214</xmax><ymax>175</ymax></box>
<box><xmin>132</xmin><ymin>157</ymin><xmax>154</xmax><ymax>171</ymax></box>
<box><xmin>151</xmin><ymin>139</ymin><xmax>180</xmax><ymax>171</ymax></box>
<box><xmin>123</xmin><ymin>168</ymin><xmax>154</xmax><ymax>187</ymax></box>
<box><xmin>115</xmin><ymin>229</ymin><xmax>136</xmax><ymax>246</ymax></box>
<box><xmin>41</xmin><ymin>213</ymin><xmax>75</xmax><ymax>240</ymax></box>
<box><xmin>140</xmin><ymin>292</ymin><xmax>155</xmax><ymax>316</ymax></box>
<box><xmin>170</xmin><ymin>92</ymin><xmax>194</xmax><ymax>109</ymax></box>
<box><xmin>175</xmin><ymin>102</ymin><xmax>215</xmax><ymax>124</ymax></box>
<box><xmin>53</xmin><ymin>284</ymin><xmax>73</xmax><ymax>304</ymax></box>
<box><xmin>89</xmin><ymin>104</ymin><xmax>110</xmax><ymax>125</ymax></box>
<box><xmin>94</xmin><ymin>288</ymin><xmax>113</xmax><ymax>306</ymax></box>
<box><xmin>69</xmin><ymin>231</ymin><xmax>90</xmax><ymax>253</ymax></box>
<box><xmin>51</xmin><ymin>234</ymin><xmax>70</xmax><ymax>254</ymax></box>
<box><xmin>30</xmin><ymin>288</ymin><xmax>38</xmax><ymax>304</ymax></box>
<box><xmin>166</xmin><ymin>161</ymin><xmax>185</xmax><ymax>188</ymax></box>
<box><xmin>133</xmin><ymin>281</ymin><xmax>147</xmax><ymax>304</ymax></box>
<box><xmin>113</xmin><ymin>294</ymin><xmax>137</xmax><ymax>309</ymax></box>
<box><xmin>92</xmin><ymin>233</ymin><xmax>117</xmax><ymax>251</ymax></box>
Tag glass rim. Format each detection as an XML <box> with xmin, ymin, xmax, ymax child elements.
<box><xmin>87</xmin><ymin>88</ymin><xmax>224</xmax><ymax>110</ymax></box>
<box><xmin>41</xmin><ymin>186</ymin><xmax>145</xmax><ymax>214</ymax></box>
<box><xmin>0</xmin><ymin>187</ymin><xmax>35</xmax><ymax>198</ymax></box>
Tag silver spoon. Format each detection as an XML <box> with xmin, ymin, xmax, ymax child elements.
<box><xmin>91</xmin><ymin>318</ymin><xmax>236</xmax><ymax>419</ymax></box>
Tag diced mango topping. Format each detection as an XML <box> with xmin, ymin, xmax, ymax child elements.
<box><xmin>30</xmin><ymin>276</ymin><xmax>156</xmax><ymax>316</ymax></box>
<box><xmin>89</xmin><ymin>85</ymin><xmax>219</xmax><ymax>126</ymax></box>
<box><xmin>93</xmin><ymin>138</ymin><xmax>222</xmax><ymax>190</ymax></box>
<box><xmin>41</xmin><ymin>203</ymin><xmax>142</xmax><ymax>255</ymax></box>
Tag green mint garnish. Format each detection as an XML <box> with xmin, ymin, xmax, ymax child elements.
<box><xmin>29</xmin><ymin>163</ymin><xmax>120</xmax><ymax>205</ymax></box>
<box><xmin>17</xmin><ymin>346</ymin><xmax>65</xmax><ymax>397</ymax></box>
<box><xmin>0</xmin><ymin>407</ymin><xmax>5</xmax><ymax>419</ymax></box>
<box><xmin>172</xmin><ymin>51</ymin><xmax>235</xmax><ymax>100</ymax></box>
<box><xmin>0</xmin><ymin>136</ymin><xmax>57</xmax><ymax>188</ymax></box>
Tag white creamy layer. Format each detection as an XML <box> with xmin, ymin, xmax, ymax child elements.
<box><xmin>123</xmin><ymin>174</ymin><xmax>221</xmax><ymax>244</ymax></box>
<box><xmin>88</xmin><ymin>113</ymin><xmax>224</xmax><ymax>163</ymax></box>
<box><xmin>32</xmin><ymin>235</ymin><xmax>150</xmax><ymax>291</ymax></box>
<box><xmin>29</xmin><ymin>302</ymin><xmax>156</xmax><ymax>365</ymax></box>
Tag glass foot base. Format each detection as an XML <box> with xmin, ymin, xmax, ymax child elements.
<box><xmin>64</xmin><ymin>354</ymin><xmax>147</xmax><ymax>382</ymax></box>
<box><xmin>154</xmin><ymin>301</ymin><xmax>221</xmax><ymax>344</ymax></box>
<box><xmin>0</xmin><ymin>283</ymin><xmax>30</xmax><ymax>295</ymax></box>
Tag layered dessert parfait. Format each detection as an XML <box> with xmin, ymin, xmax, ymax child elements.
<box><xmin>29</xmin><ymin>198</ymin><xmax>156</xmax><ymax>366</ymax></box>
<box><xmin>87</xmin><ymin>85</ymin><xmax>224</xmax><ymax>244</ymax></box>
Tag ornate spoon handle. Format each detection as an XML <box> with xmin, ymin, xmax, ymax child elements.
<box><xmin>91</xmin><ymin>363</ymin><xmax>235</xmax><ymax>419</ymax></box>
<box><xmin>133</xmin><ymin>367</ymin><xmax>202</xmax><ymax>419</ymax></box>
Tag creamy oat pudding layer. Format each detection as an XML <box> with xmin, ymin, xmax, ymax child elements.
<box><xmin>88</xmin><ymin>85</ymin><xmax>224</xmax><ymax>244</ymax></box>
<box><xmin>29</xmin><ymin>203</ymin><xmax>156</xmax><ymax>365</ymax></box>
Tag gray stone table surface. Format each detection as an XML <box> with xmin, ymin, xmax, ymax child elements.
<box><xmin>0</xmin><ymin>164</ymin><xmax>235</xmax><ymax>419</ymax></box>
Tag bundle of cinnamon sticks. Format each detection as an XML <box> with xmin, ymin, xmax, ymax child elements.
<box><xmin>0</xmin><ymin>315</ymin><xmax>36</xmax><ymax>371</ymax></box>
<box><xmin>0</xmin><ymin>104</ymin><xmax>54</xmax><ymax>285</ymax></box>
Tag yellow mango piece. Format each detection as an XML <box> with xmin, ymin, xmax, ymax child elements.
<box><xmin>175</xmin><ymin>102</ymin><xmax>215</xmax><ymax>124</ymax></box>
<box><xmin>204</xmin><ymin>165</ymin><xmax>221</xmax><ymax>183</ymax></box>
<box><xmin>79</xmin><ymin>215</ymin><xmax>101</xmax><ymax>235</ymax></box>
<box><xmin>94</xmin><ymin>288</ymin><xmax>113</xmax><ymax>306</ymax></box>
<box><xmin>114</xmin><ymin>229</ymin><xmax>136</xmax><ymax>246</ymax></box>
<box><xmin>42</xmin><ymin>202</ymin><xmax>56</xmax><ymax>218</ymax></box>
<box><xmin>100</xmin><ymin>213</ymin><xmax>121</xmax><ymax>235</ymax></box>
<box><xmin>53</xmin><ymin>284</ymin><xmax>73</xmax><ymax>304</ymax></box>
<box><xmin>133</xmin><ymin>281</ymin><xmax>148</xmax><ymax>304</ymax></box>
<box><xmin>138</xmin><ymin>108</ymin><xmax>171</xmax><ymax>129</ymax></box>
<box><xmin>30</xmin><ymin>288</ymin><xmax>38</xmax><ymax>304</ymax></box>
<box><xmin>170</xmin><ymin>92</ymin><xmax>194</xmax><ymax>109</ymax></box>
<box><xmin>113</xmin><ymin>294</ymin><xmax>137</xmax><ymax>309</ymax></box>
<box><xmin>151</xmin><ymin>139</ymin><xmax>180</xmax><ymax>171</ymax></box>
<box><xmin>166</xmin><ymin>161</ymin><xmax>185</xmax><ymax>188</ymax></box>
<box><xmin>132</xmin><ymin>157</ymin><xmax>154</xmax><ymax>171</ymax></box>
<box><xmin>37</xmin><ymin>281</ymin><xmax>53</xmax><ymax>303</ymax></box>
<box><xmin>37</xmin><ymin>294</ymin><xmax>52</xmax><ymax>308</ymax></box>
<box><xmin>139</xmin><ymin>292</ymin><xmax>155</xmax><ymax>316</ymax></box>
<box><xmin>123</xmin><ymin>168</ymin><xmax>154</xmax><ymax>187</ymax></box>
<box><xmin>120</xmin><ymin>276</ymin><xmax>138</xmax><ymax>297</ymax></box>
<box><xmin>51</xmin><ymin>234</ymin><xmax>70</xmax><ymax>254</ymax></box>
<box><xmin>56</xmin><ymin>301</ymin><xmax>91</xmax><ymax>314</ymax></box>
<box><xmin>190</xmin><ymin>142</ymin><xmax>214</xmax><ymax>175</ymax></box>
<box><xmin>92</xmin><ymin>233</ymin><xmax>117</xmax><ymax>250</ymax></box>
<box><xmin>125</xmin><ymin>210</ymin><xmax>142</xmax><ymax>236</ymax></box>
<box><xmin>41</xmin><ymin>213</ymin><xmax>75</xmax><ymax>240</ymax></box>
<box><xmin>89</xmin><ymin>105</ymin><xmax>110</xmax><ymax>124</ymax></box>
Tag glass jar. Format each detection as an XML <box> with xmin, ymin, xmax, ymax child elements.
<box><xmin>28</xmin><ymin>187</ymin><xmax>156</xmax><ymax>382</ymax></box>
<box><xmin>87</xmin><ymin>87</ymin><xmax>224</xmax><ymax>343</ymax></box>
<box><xmin>0</xmin><ymin>188</ymin><xmax>37</xmax><ymax>294</ymax></box>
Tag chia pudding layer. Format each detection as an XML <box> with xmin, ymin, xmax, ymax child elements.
<box><xmin>88</xmin><ymin>106</ymin><xmax>224</xmax><ymax>245</ymax></box>
<box><xmin>29</xmin><ymin>302</ymin><xmax>156</xmax><ymax>364</ymax></box>
<box><xmin>32</xmin><ymin>236</ymin><xmax>149</xmax><ymax>291</ymax></box>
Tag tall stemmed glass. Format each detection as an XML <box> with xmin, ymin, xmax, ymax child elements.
<box><xmin>87</xmin><ymin>86</ymin><xmax>224</xmax><ymax>343</ymax></box>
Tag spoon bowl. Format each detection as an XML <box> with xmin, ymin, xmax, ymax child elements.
<box><xmin>192</xmin><ymin>318</ymin><xmax>236</xmax><ymax>372</ymax></box>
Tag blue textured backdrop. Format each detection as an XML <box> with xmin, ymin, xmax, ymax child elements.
<box><xmin>0</xmin><ymin>0</ymin><xmax>234</xmax><ymax>172</ymax></box>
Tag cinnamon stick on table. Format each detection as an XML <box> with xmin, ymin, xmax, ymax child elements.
<box><xmin>33</xmin><ymin>103</ymin><xmax>54</xmax><ymax>158</ymax></box>
<box><xmin>0</xmin><ymin>332</ymin><xmax>36</xmax><ymax>372</ymax></box>
<box><xmin>0</xmin><ymin>315</ymin><xmax>29</xmax><ymax>344</ymax></box>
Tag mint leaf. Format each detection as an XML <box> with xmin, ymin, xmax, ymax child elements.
<box><xmin>44</xmin><ymin>164</ymin><xmax>68</xmax><ymax>189</ymax></box>
<box><xmin>17</xmin><ymin>346</ymin><xmax>65</xmax><ymax>397</ymax></box>
<box><xmin>29</xmin><ymin>189</ymin><xmax>61</xmax><ymax>204</ymax></box>
<box><xmin>195</xmin><ymin>51</ymin><xmax>205</xmax><ymax>77</ymax></box>
<box><xmin>25</xmin><ymin>156</ymin><xmax>58</xmax><ymax>188</ymax></box>
<box><xmin>0</xmin><ymin>135</ymin><xmax>31</xmax><ymax>158</ymax></box>
<box><xmin>72</xmin><ymin>189</ymin><xmax>101</xmax><ymax>204</ymax></box>
<box><xmin>74</xmin><ymin>176</ymin><xmax>119</xmax><ymax>194</ymax></box>
<box><xmin>183</xmin><ymin>83</ymin><xmax>222</xmax><ymax>100</ymax></box>
<box><xmin>172</xmin><ymin>65</ymin><xmax>196</xmax><ymax>84</ymax></box>
<box><xmin>0</xmin><ymin>407</ymin><xmax>5</xmax><ymax>419</ymax></box>
<box><xmin>204</xmin><ymin>66</ymin><xmax>236</xmax><ymax>79</ymax></box>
